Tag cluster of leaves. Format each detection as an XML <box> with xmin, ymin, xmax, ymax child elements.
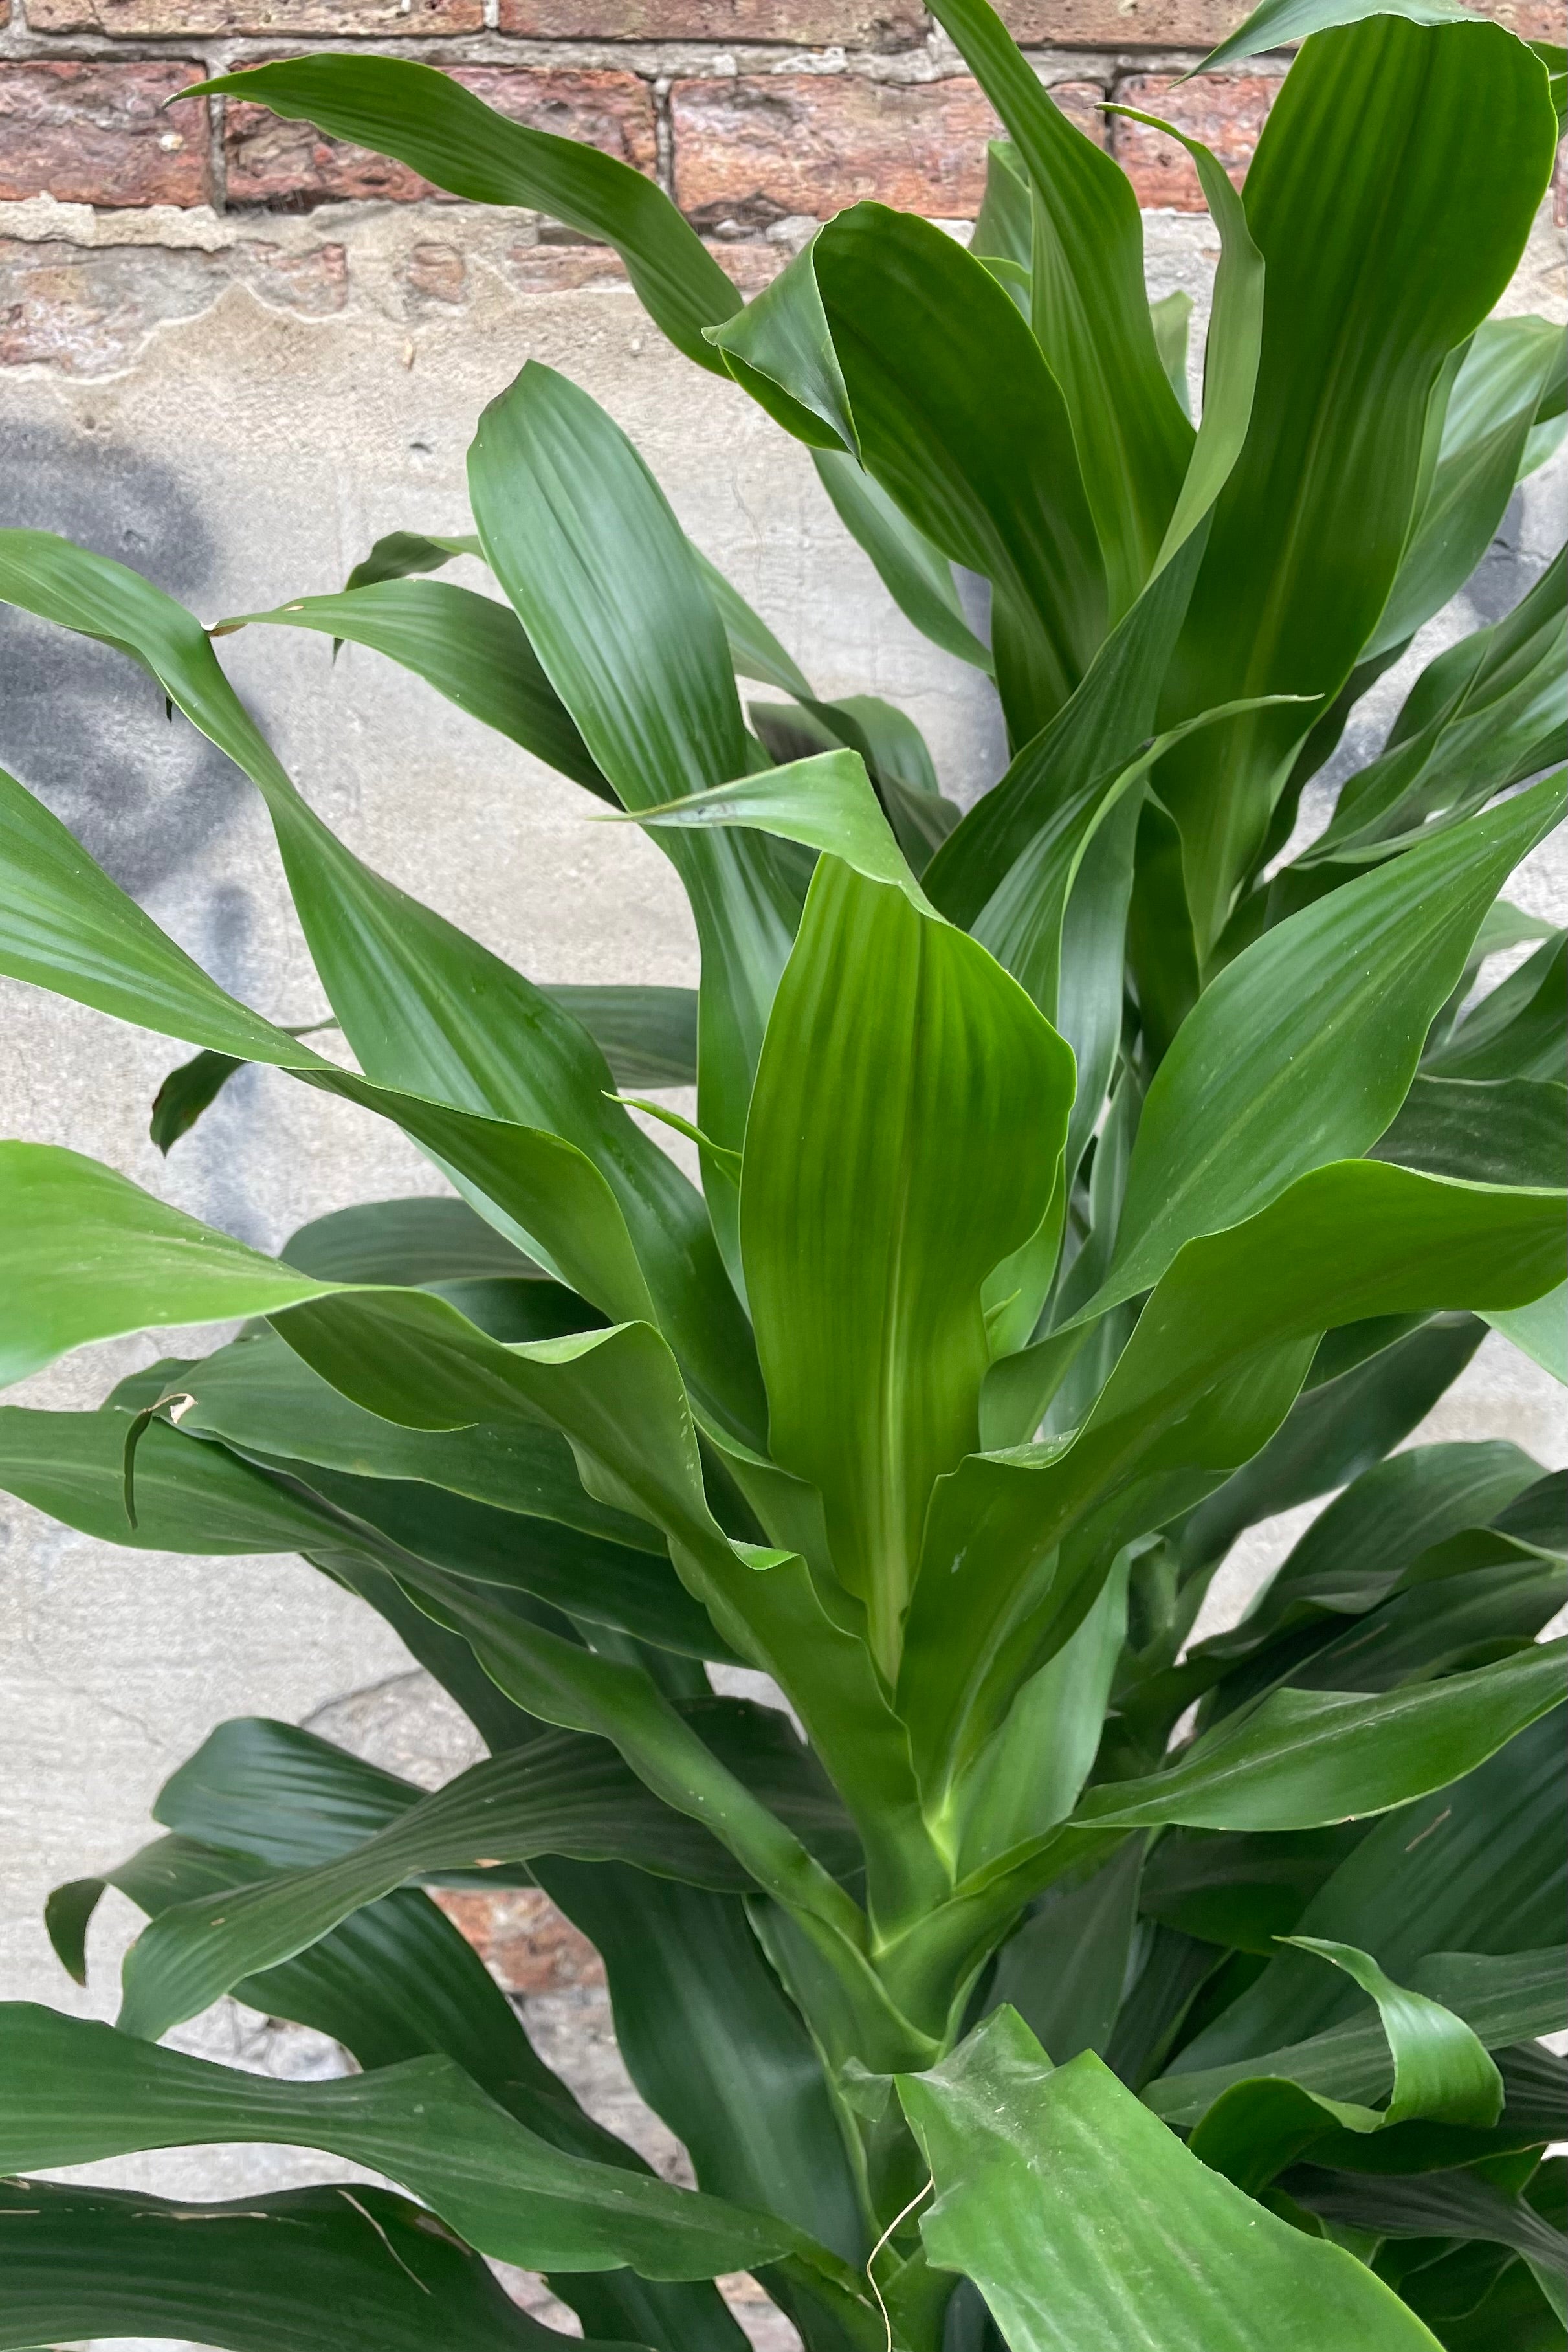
<box><xmin>0</xmin><ymin>0</ymin><xmax>1563</xmax><ymax>2346</ymax></box>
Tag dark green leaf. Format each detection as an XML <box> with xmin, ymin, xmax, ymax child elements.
<box><xmin>183</xmin><ymin>55</ymin><xmax>741</xmax><ymax>371</ymax></box>
<box><xmin>219</xmin><ymin>578</ymin><xmax>611</xmax><ymax>797</ymax></box>
<box><xmin>0</xmin><ymin>2005</ymin><xmax>814</xmax><ymax>2281</ymax></box>
<box><xmin>1375</xmin><ymin>1078</ymin><xmax>1567</xmax><ymax>1188</ymax></box>
<box><xmin>0</xmin><ymin>2178</ymin><xmax>631</xmax><ymax>2352</ymax></box>
<box><xmin>711</xmin><ymin>206</ymin><xmax>1105</xmax><ymax>744</ymax></box>
<box><xmin>924</xmin><ymin>0</ymin><xmax>1193</xmax><ymax>618</ymax></box>
<box><xmin>1156</xmin><ymin>16</ymin><xmax>1556</xmax><ymax>948</ymax></box>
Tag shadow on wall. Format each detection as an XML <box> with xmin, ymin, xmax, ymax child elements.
<box><xmin>0</xmin><ymin>419</ymin><xmax>247</xmax><ymax>901</ymax></box>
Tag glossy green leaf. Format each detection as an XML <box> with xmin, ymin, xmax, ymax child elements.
<box><xmin>170</xmin><ymin>1319</ymin><xmax>628</xmax><ymax>1542</ymax></box>
<box><xmin>116</xmin><ymin>1732</ymin><xmax>760</xmax><ymax>2041</ymax></box>
<box><xmin>1288</xmin><ymin>2165</ymin><xmax>1568</xmax><ymax>2321</ymax></box>
<box><xmin>1369</xmin><ymin>319</ymin><xmax>1567</xmax><ymax>659</ymax></box>
<box><xmin>219</xmin><ymin>578</ymin><xmax>610</xmax><ymax>796</ymax></box>
<box><xmin>711</xmin><ymin>205</ymin><xmax>1105</xmax><ymax>744</ymax></box>
<box><xmin>1284</xmin><ymin>1938</ymin><xmax>1504</xmax><ymax>2125</ymax></box>
<box><xmin>1203</xmin><ymin>0</ymin><xmax>1490</xmax><ymax>74</ymax></box>
<box><xmin>1307</xmin><ymin>557</ymin><xmax>1566</xmax><ymax>867</ymax></box>
<box><xmin>0</xmin><ymin>2179</ymin><xmax>632</xmax><ymax>2352</ymax></box>
<box><xmin>1426</xmin><ymin>931</ymin><xmax>1565</xmax><ymax>1084</ymax></box>
<box><xmin>0</xmin><ymin>1406</ymin><xmax>360</xmax><ymax>1558</ymax></box>
<box><xmin>1155</xmin><ymin>16</ymin><xmax>1556</xmax><ymax>948</ymax></box>
<box><xmin>898</xmin><ymin>1162</ymin><xmax>1563</xmax><ymax>1806</ymax></box>
<box><xmin>0</xmin><ymin>1154</ymin><xmax>875</xmax><ymax>1944</ymax></box>
<box><xmin>1149</xmin><ymin>1944</ymin><xmax>1568</xmax><ymax>2125</ymax></box>
<box><xmin>70</xmin><ymin>1828</ymin><xmax>645</xmax><ymax>2174</ymax></box>
<box><xmin>0</xmin><ymin>2004</ymin><xmax>813</xmax><ymax>2282</ymax></box>
<box><xmin>467</xmin><ymin>360</ymin><xmax>800</xmax><ymax>1267</ymax></box>
<box><xmin>1195</xmin><ymin>1439</ymin><xmax>1543</xmax><ymax>1665</ymax></box>
<box><xmin>1105</xmin><ymin>105</ymin><xmax>1266</xmax><ymax>571</ymax></box>
<box><xmin>925</xmin><ymin>0</ymin><xmax>1193</xmax><ymax>619</ymax></box>
<box><xmin>1096</xmin><ymin>767</ymin><xmax>1566</xmax><ymax>1313</ymax></box>
<box><xmin>541</xmin><ymin>1859</ymin><xmax>866</xmax><ymax>2264</ymax></box>
<box><xmin>1178</xmin><ymin>1315</ymin><xmax>1486</xmax><ymax>1575</ymax></box>
<box><xmin>1072</xmin><ymin>1643</ymin><xmax>1564</xmax><ymax>1834</ymax></box>
<box><xmin>740</xmin><ymin>855</ymin><xmax>1074</xmax><ymax>1677</ymax></box>
<box><xmin>1174</xmin><ymin>1710</ymin><xmax>1567</xmax><ymax>2070</ymax></box>
<box><xmin>984</xmin><ymin>1838</ymin><xmax>1145</xmax><ymax>2063</ymax></box>
<box><xmin>813</xmin><ymin>451</ymin><xmax>994</xmax><ymax>674</ymax></box>
<box><xmin>1375</xmin><ymin>1078</ymin><xmax>1567</xmax><ymax>1188</ymax></box>
<box><xmin>0</xmin><ymin>550</ymin><xmax>762</xmax><ymax>1441</ymax></box>
<box><xmin>896</xmin><ymin>2006</ymin><xmax>1444</xmax><ymax>2349</ymax></box>
<box><xmin>615</xmin><ymin>747</ymin><xmax>917</xmax><ymax>900</ymax></box>
<box><xmin>282</xmin><ymin>1195</ymin><xmax>542</xmax><ymax>1283</ymax></box>
<box><xmin>184</xmin><ymin>55</ymin><xmax>740</xmax><ymax>371</ymax></box>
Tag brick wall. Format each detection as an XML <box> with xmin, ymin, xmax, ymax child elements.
<box><xmin>1</xmin><ymin>0</ymin><xmax>1560</xmax><ymax>231</ymax></box>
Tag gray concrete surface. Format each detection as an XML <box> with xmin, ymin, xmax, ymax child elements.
<box><xmin>0</xmin><ymin>188</ymin><xmax>1562</xmax><ymax>2349</ymax></box>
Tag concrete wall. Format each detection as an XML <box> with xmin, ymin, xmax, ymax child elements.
<box><xmin>0</xmin><ymin>155</ymin><xmax>1562</xmax><ymax>2351</ymax></box>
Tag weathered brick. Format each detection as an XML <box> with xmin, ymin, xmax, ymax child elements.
<box><xmin>672</xmin><ymin>72</ymin><xmax>1103</xmax><ymax>230</ymax></box>
<box><xmin>499</xmin><ymin>0</ymin><xmax>925</xmax><ymax>42</ymax></box>
<box><xmin>0</xmin><ymin>63</ymin><xmax>210</xmax><ymax>208</ymax></box>
<box><xmin>1110</xmin><ymin>71</ymin><xmax>1277</xmax><ymax>208</ymax></box>
<box><xmin>0</xmin><ymin>235</ymin><xmax>345</xmax><ymax>371</ymax></box>
<box><xmin>28</xmin><ymin>0</ymin><xmax>481</xmax><ymax>27</ymax></box>
<box><xmin>434</xmin><ymin>1889</ymin><xmax>606</xmax><ymax>1995</ymax></box>
<box><xmin>998</xmin><ymin>0</ymin><xmax>1248</xmax><ymax>43</ymax></box>
<box><xmin>226</xmin><ymin>65</ymin><xmax>656</xmax><ymax>206</ymax></box>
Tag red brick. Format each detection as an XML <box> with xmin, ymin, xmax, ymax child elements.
<box><xmin>672</xmin><ymin>72</ymin><xmax>1103</xmax><ymax>231</ymax></box>
<box><xmin>28</xmin><ymin>0</ymin><xmax>480</xmax><ymax>26</ymax></box>
<box><xmin>1110</xmin><ymin>71</ymin><xmax>1277</xmax><ymax>209</ymax></box>
<box><xmin>999</xmin><ymin>0</ymin><xmax>1563</xmax><ymax>38</ymax></box>
<box><xmin>0</xmin><ymin>63</ymin><xmax>210</xmax><ymax>208</ymax></box>
<box><xmin>499</xmin><ymin>0</ymin><xmax>925</xmax><ymax>41</ymax></box>
<box><xmin>433</xmin><ymin>1889</ymin><xmax>605</xmax><ymax>1995</ymax></box>
<box><xmin>225</xmin><ymin>65</ymin><xmax>656</xmax><ymax>206</ymax></box>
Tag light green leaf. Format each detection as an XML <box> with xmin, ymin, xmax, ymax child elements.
<box><xmin>1487</xmin><ymin>1283</ymin><xmax>1567</xmax><ymax>1382</ymax></box>
<box><xmin>0</xmin><ymin>545</ymin><xmax>762</xmax><ymax>1442</ymax></box>
<box><xmin>1369</xmin><ymin>318</ymin><xmax>1567</xmax><ymax>659</ymax></box>
<box><xmin>712</xmin><ymin>205</ymin><xmax>1105</xmax><ymax>746</ymax></box>
<box><xmin>1202</xmin><ymin>0</ymin><xmax>1487</xmax><ymax>74</ymax></box>
<box><xmin>183</xmin><ymin>55</ymin><xmax>741</xmax><ymax>372</ymax></box>
<box><xmin>925</xmin><ymin>0</ymin><xmax>1194</xmax><ymax>619</ymax></box>
<box><xmin>1282</xmin><ymin>1936</ymin><xmax>1504</xmax><ymax>2125</ymax></box>
<box><xmin>467</xmin><ymin>361</ymin><xmax>801</xmax><ymax>1272</ymax></box>
<box><xmin>1095</xmin><ymin>770</ymin><xmax>1567</xmax><ymax>1312</ymax></box>
<box><xmin>898</xmin><ymin>1162</ymin><xmax>1563</xmax><ymax>1807</ymax></box>
<box><xmin>740</xmin><ymin>856</ymin><xmax>1074</xmax><ymax>1679</ymax></box>
<box><xmin>1105</xmin><ymin>105</ymin><xmax>1266</xmax><ymax>572</ymax></box>
<box><xmin>896</xmin><ymin>2007</ymin><xmax>1444</xmax><ymax>2349</ymax></box>
<box><xmin>1071</xmin><ymin>1643</ymin><xmax>1565</xmax><ymax>1832</ymax></box>
<box><xmin>1156</xmin><ymin>16</ymin><xmax>1556</xmax><ymax>949</ymax></box>
<box><xmin>610</xmin><ymin>748</ymin><xmax>918</xmax><ymax>902</ymax></box>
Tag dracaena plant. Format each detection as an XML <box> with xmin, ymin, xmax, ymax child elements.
<box><xmin>0</xmin><ymin>0</ymin><xmax>1564</xmax><ymax>2344</ymax></box>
